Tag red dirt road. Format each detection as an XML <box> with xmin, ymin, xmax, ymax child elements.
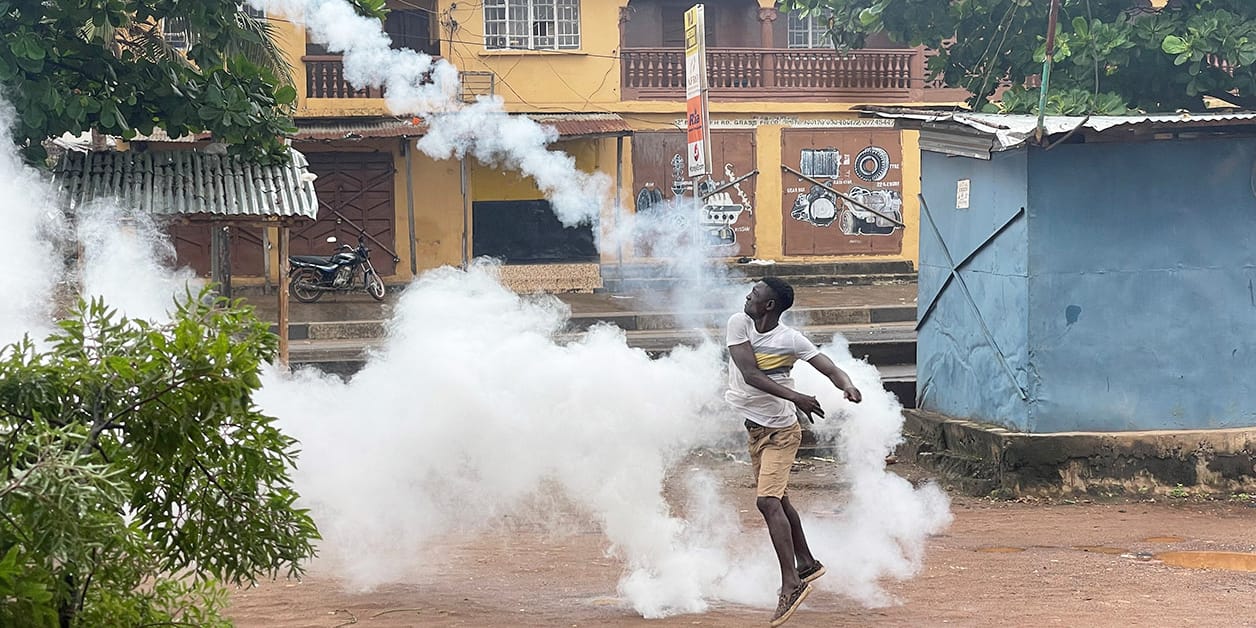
<box><xmin>227</xmin><ymin>458</ymin><xmax>1256</xmax><ymax>627</ymax></box>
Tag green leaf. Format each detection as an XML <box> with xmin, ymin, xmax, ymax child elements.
<box><xmin>1162</xmin><ymin>35</ymin><xmax>1190</xmax><ymax>55</ymax></box>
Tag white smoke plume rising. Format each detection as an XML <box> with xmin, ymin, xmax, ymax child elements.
<box><xmin>0</xmin><ymin>101</ymin><xmax>64</xmax><ymax>346</ymax></box>
<box><xmin>75</xmin><ymin>201</ymin><xmax>202</xmax><ymax>321</ymax></box>
<box><xmin>255</xmin><ymin>261</ymin><xmax>740</xmax><ymax>615</ymax></box>
<box><xmin>251</xmin><ymin>0</ymin><xmax>609</xmax><ymax>227</ymax></box>
<box><xmin>796</xmin><ymin>336</ymin><xmax>954</xmax><ymax>605</ymax></box>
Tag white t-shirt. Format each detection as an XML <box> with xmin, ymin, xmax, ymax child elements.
<box><xmin>724</xmin><ymin>312</ymin><xmax>821</xmax><ymax>428</ymax></box>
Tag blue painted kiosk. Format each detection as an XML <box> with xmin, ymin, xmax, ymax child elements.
<box><xmin>867</xmin><ymin>110</ymin><xmax>1256</xmax><ymax>493</ymax></box>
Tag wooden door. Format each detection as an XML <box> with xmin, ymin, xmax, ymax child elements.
<box><xmin>781</xmin><ymin>128</ymin><xmax>905</xmax><ymax>256</ymax></box>
<box><xmin>298</xmin><ymin>151</ymin><xmax>397</xmax><ymax>274</ymax></box>
<box><xmin>631</xmin><ymin>129</ymin><xmax>757</xmax><ymax>258</ymax></box>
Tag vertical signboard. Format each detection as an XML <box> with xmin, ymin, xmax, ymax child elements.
<box><xmin>684</xmin><ymin>5</ymin><xmax>711</xmax><ymax>178</ymax></box>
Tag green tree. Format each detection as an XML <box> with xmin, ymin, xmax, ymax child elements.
<box><xmin>0</xmin><ymin>0</ymin><xmax>386</xmax><ymax>163</ymax></box>
<box><xmin>0</xmin><ymin>291</ymin><xmax>318</xmax><ymax>627</ymax></box>
<box><xmin>779</xmin><ymin>0</ymin><xmax>1256</xmax><ymax>114</ymax></box>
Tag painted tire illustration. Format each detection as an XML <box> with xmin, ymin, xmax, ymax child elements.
<box><xmin>854</xmin><ymin>146</ymin><xmax>891</xmax><ymax>182</ymax></box>
<box><xmin>839</xmin><ymin>209</ymin><xmax>858</xmax><ymax>235</ymax></box>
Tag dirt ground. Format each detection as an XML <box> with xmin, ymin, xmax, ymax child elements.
<box><xmin>227</xmin><ymin>456</ymin><xmax>1256</xmax><ymax>628</ymax></box>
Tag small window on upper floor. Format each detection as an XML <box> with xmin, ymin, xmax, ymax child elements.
<box><xmin>163</xmin><ymin>5</ymin><xmax>265</xmax><ymax>51</ymax></box>
<box><xmin>787</xmin><ymin>10</ymin><xmax>832</xmax><ymax>49</ymax></box>
<box><xmin>162</xmin><ymin>15</ymin><xmax>192</xmax><ymax>51</ymax></box>
<box><xmin>240</xmin><ymin>3</ymin><xmax>266</xmax><ymax>19</ymax></box>
<box><xmin>306</xmin><ymin>0</ymin><xmax>438</xmax><ymax>57</ymax></box>
<box><xmin>484</xmin><ymin>0</ymin><xmax>580</xmax><ymax>51</ymax></box>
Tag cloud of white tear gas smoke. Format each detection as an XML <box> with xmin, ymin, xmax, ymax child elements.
<box><xmin>251</xmin><ymin>0</ymin><xmax>609</xmax><ymax>227</ymax></box>
<box><xmin>794</xmin><ymin>335</ymin><xmax>954</xmax><ymax>605</ymax></box>
<box><xmin>0</xmin><ymin>103</ymin><xmax>64</xmax><ymax>346</ymax></box>
<box><xmin>605</xmin><ymin>195</ymin><xmax>748</xmax><ymax>329</ymax></box>
<box><xmin>75</xmin><ymin>202</ymin><xmax>202</xmax><ymax>322</ymax></box>
<box><xmin>256</xmin><ymin>261</ymin><xmax>749</xmax><ymax>616</ymax></box>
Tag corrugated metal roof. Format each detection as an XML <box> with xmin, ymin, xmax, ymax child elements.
<box><xmin>527</xmin><ymin>113</ymin><xmax>633</xmax><ymax>139</ymax></box>
<box><xmin>54</xmin><ymin>149</ymin><xmax>320</xmax><ymax>219</ymax></box>
<box><xmin>292</xmin><ymin>118</ymin><xmax>426</xmax><ymax>141</ymax></box>
<box><xmin>290</xmin><ymin>113</ymin><xmax>632</xmax><ymax>142</ymax></box>
<box><xmin>861</xmin><ymin>107</ymin><xmax>1256</xmax><ymax>151</ymax></box>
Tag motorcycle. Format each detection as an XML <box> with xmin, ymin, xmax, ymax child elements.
<box><xmin>288</xmin><ymin>233</ymin><xmax>385</xmax><ymax>303</ymax></box>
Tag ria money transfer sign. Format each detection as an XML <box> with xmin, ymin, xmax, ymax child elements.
<box><xmin>684</xmin><ymin>4</ymin><xmax>711</xmax><ymax>178</ymax></box>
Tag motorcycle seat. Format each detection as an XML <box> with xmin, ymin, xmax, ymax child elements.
<box><xmin>291</xmin><ymin>255</ymin><xmax>335</xmax><ymax>265</ymax></box>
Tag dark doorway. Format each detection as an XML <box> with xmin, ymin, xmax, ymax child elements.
<box><xmin>472</xmin><ymin>200</ymin><xmax>597</xmax><ymax>263</ymax></box>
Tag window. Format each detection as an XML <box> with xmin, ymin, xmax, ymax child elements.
<box><xmin>385</xmin><ymin>8</ymin><xmax>438</xmax><ymax>56</ymax></box>
<box><xmin>240</xmin><ymin>3</ymin><xmax>266</xmax><ymax>19</ymax></box>
<box><xmin>787</xmin><ymin>10</ymin><xmax>832</xmax><ymax>49</ymax></box>
<box><xmin>164</xmin><ymin>5</ymin><xmax>264</xmax><ymax>51</ymax></box>
<box><xmin>307</xmin><ymin>1</ymin><xmax>438</xmax><ymax>57</ymax></box>
<box><xmin>163</xmin><ymin>16</ymin><xmax>191</xmax><ymax>51</ymax></box>
<box><xmin>485</xmin><ymin>0</ymin><xmax>580</xmax><ymax>51</ymax></box>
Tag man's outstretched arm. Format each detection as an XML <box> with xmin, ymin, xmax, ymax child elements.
<box><xmin>806</xmin><ymin>353</ymin><xmax>862</xmax><ymax>403</ymax></box>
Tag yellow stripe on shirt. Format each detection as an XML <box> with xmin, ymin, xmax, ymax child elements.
<box><xmin>756</xmin><ymin>352</ymin><xmax>797</xmax><ymax>373</ymax></box>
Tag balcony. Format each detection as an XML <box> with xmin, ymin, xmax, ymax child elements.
<box><xmin>622</xmin><ymin>47</ymin><xmax>937</xmax><ymax>102</ymax></box>
<box><xmin>303</xmin><ymin>56</ymin><xmax>497</xmax><ymax>103</ymax></box>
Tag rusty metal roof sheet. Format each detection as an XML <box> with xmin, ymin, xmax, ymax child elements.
<box><xmin>527</xmin><ymin>113</ymin><xmax>633</xmax><ymax>139</ymax></box>
<box><xmin>861</xmin><ymin>107</ymin><xmax>1256</xmax><ymax>152</ymax></box>
<box><xmin>291</xmin><ymin>117</ymin><xmax>426</xmax><ymax>141</ymax></box>
<box><xmin>54</xmin><ymin>149</ymin><xmax>320</xmax><ymax>219</ymax></box>
<box><xmin>290</xmin><ymin>113</ymin><xmax>632</xmax><ymax>142</ymax></box>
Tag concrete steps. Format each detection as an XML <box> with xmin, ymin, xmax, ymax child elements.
<box><xmin>242</xmin><ymin>274</ymin><xmax>921</xmax><ymax>408</ymax></box>
<box><xmin>600</xmin><ymin>261</ymin><xmax>916</xmax><ymax>293</ymax></box>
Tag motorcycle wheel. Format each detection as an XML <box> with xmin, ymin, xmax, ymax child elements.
<box><xmin>290</xmin><ymin>268</ymin><xmax>324</xmax><ymax>303</ymax></box>
<box><xmin>366</xmin><ymin>272</ymin><xmax>386</xmax><ymax>301</ymax></box>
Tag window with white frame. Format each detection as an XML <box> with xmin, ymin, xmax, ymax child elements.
<box><xmin>484</xmin><ymin>0</ymin><xmax>580</xmax><ymax>51</ymax></box>
<box><xmin>163</xmin><ymin>5</ymin><xmax>265</xmax><ymax>51</ymax></box>
<box><xmin>787</xmin><ymin>10</ymin><xmax>832</xmax><ymax>49</ymax></box>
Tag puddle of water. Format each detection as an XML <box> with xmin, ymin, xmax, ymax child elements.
<box><xmin>1073</xmin><ymin>545</ymin><xmax>1129</xmax><ymax>555</ymax></box>
<box><xmin>1156</xmin><ymin>551</ymin><xmax>1256</xmax><ymax>572</ymax></box>
<box><xmin>976</xmin><ymin>547</ymin><xmax>1026</xmax><ymax>553</ymax></box>
<box><xmin>1142</xmin><ymin>535</ymin><xmax>1186</xmax><ymax>543</ymax></box>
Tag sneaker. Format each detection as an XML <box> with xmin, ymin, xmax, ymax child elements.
<box><xmin>798</xmin><ymin>561</ymin><xmax>826</xmax><ymax>585</ymax></box>
<box><xmin>770</xmin><ymin>581</ymin><xmax>812</xmax><ymax>627</ymax></box>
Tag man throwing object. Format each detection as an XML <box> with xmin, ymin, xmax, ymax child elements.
<box><xmin>725</xmin><ymin>278</ymin><xmax>862</xmax><ymax>626</ymax></box>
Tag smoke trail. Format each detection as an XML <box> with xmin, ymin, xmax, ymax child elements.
<box><xmin>0</xmin><ymin>101</ymin><xmax>65</xmax><ymax>346</ymax></box>
<box><xmin>796</xmin><ymin>335</ymin><xmax>953</xmax><ymax>605</ymax></box>
<box><xmin>255</xmin><ymin>261</ymin><xmax>742</xmax><ymax>615</ymax></box>
<box><xmin>250</xmin><ymin>0</ymin><xmax>609</xmax><ymax>227</ymax></box>
<box><xmin>75</xmin><ymin>201</ymin><xmax>202</xmax><ymax>322</ymax></box>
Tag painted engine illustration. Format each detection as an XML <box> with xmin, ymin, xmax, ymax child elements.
<box><xmin>789</xmin><ymin>145</ymin><xmax>902</xmax><ymax>236</ymax></box>
<box><xmin>635</xmin><ymin>153</ymin><xmax>753</xmax><ymax>247</ymax></box>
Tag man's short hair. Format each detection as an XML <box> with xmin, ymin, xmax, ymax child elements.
<box><xmin>761</xmin><ymin>277</ymin><xmax>795</xmax><ymax>311</ymax></box>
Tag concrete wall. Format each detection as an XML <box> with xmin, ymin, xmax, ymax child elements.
<box><xmin>1026</xmin><ymin>138</ymin><xmax>1256</xmax><ymax>431</ymax></box>
<box><xmin>917</xmin><ymin>149</ymin><xmax>1031</xmax><ymax>429</ymax></box>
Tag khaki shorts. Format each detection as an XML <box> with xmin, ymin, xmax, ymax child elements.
<box><xmin>746</xmin><ymin>419</ymin><xmax>802</xmax><ymax>498</ymax></box>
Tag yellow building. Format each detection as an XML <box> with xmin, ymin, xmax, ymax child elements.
<box><xmin>252</xmin><ymin>0</ymin><xmax>965</xmax><ymax>291</ymax></box>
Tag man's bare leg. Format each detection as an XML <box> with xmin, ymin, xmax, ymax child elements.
<box><xmin>757</xmin><ymin>496</ymin><xmax>802</xmax><ymax>592</ymax></box>
<box><xmin>781</xmin><ymin>496</ymin><xmax>819</xmax><ymax>573</ymax></box>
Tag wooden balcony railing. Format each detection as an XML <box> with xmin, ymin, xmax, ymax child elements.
<box><xmin>622</xmin><ymin>47</ymin><xmax>928</xmax><ymax>102</ymax></box>
<box><xmin>304</xmin><ymin>55</ymin><xmax>386</xmax><ymax>98</ymax></box>
<box><xmin>303</xmin><ymin>56</ymin><xmax>493</xmax><ymax>102</ymax></box>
